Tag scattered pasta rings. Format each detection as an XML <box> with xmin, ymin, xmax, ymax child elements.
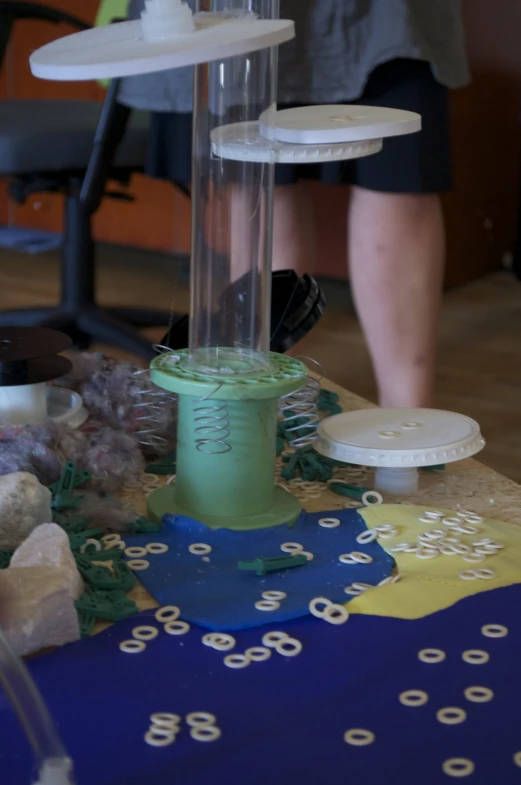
<box><xmin>351</xmin><ymin>582</ymin><xmax>374</xmax><ymax>592</ymax></box>
<box><xmin>423</xmin><ymin>510</ymin><xmax>444</xmax><ymax>518</ymax></box>
<box><xmin>419</xmin><ymin>515</ymin><xmax>439</xmax><ymax>524</ymax></box>
<box><xmin>164</xmin><ymin>621</ymin><xmax>190</xmax><ymax>635</ymax></box>
<box><xmin>416</xmin><ymin>548</ymin><xmax>439</xmax><ymax>560</ymax></box>
<box><xmin>245</xmin><ymin>646</ymin><xmax>271</xmax><ymax>662</ymax></box>
<box><xmin>437</xmin><ymin>707</ymin><xmax>467</xmax><ymax>725</ymax></box>
<box><xmin>348</xmin><ymin>551</ymin><xmax>373</xmax><ymax>564</ymax></box>
<box><xmin>376</xmin><ymin>528</ymin><xmax>398</xmax><ymax>539</ymax></box>
<box><xmin>146</xmin><ymin>543</ymin><xmax>169</xmax><ymax>555</ymax></box>
<box><xmin>274</xmin><ymin>637</ymin><xmax>302</xmax><ymax>657</ymax></box>
<box><xmin>155</xmin><ymin>606</ymin><xmax>180</xmax><ymax>623</ymax></box>
<box><xmin>462</xmin><ymin>553</ymin><xmax>485</xmax><ymax>564</ymax></box>
<box><xmin>418</xmin><ymin>648</ymin><xmax>446</xmax><ymax>664</ymax></box>
<box><xmin>125</xmin><ymin>546</ymin><xmax>148</xmax><ymax>558</ymax></box>
<box><xmin>481</xmin><ymin>624</ymin><xmax>508</xmax><ymax>638</ymax></box>
<box><xmin>339</xmin><ymin>553</ymin><xmax>357</xmax><ymax>564</ymax></box>
<box><xmin>110</xmin><ymin>540</ymin><xmax>126</xmax><ymax>550</ymax></box>
<box><xmin>190</xmin><ymin>726</ymin><xmax>221</xmax><ymax>742</ymax></box>
<box><xmin>323</xmin><ymin>604</ymin><xmax>349</xmax><ymax>625</ymax></box>
<box><xmin>150</xmin><ymin>713</ymin><xmax>181</xmax><ymax>729</ymax></box>
<box><xmin>462</xmin><ymin>649</ymin><xmax>490</xmax><ymax>665</ymax></box>
<box><xmin>513</xmin><ymin>752</ymin><xmax>521</xmax><ymax>768</ymax></box>
<box><xmin>202</xmin><ymin>633</ymin><xmax>236</xmax><ymax>651</ymax></box>
<box><xmin>300</xmin><ymin>551</ymin><xmax>314</xmax><ymax>561</ymax></box>
<box><xmin>362</xmin><ymin>491</ymin><xmax>383</xmax><ymax>506</ymax></box>
<box><xmin>262</xmin><ymin>591</ymin><xmax>287</xmax><ymax>601</ymax></box>
<box><xmin>475</xmin><ymin>569</ymin><xmax>496</xmax><ymax>580</ymax></box>
<box><xmin>442</xmin><ymin>758</ymin><xmax>475</xmax><ymax>778</ymax></box>
<box><xmin>132</xmin><ymin>626</ymin><xmax>159</xmax><ymax>641</ymax></box>
<box><xmin>145</xmin><ymin>729</ymin><xmax>176</xmax><ymax>747</ymax></box>
<box><xmin>189</xmin><ymin>543</ymin><xmax>212</xmax><ymax>556</ymax></box>
<box><xmin>450</xmin><ymin>543</ymin><xmax>472</xmax><ymax>555</ymax></box>
<box><xmin>119</xmin><ymin>639</ymin><xmax>146</xmax><ymax>654</ymax></box>
<box><xmin>399</xmin><ymin>690</ymin><xmax>429</xmax><ymax>707</ymax></box>
<box><xmin>344</xmin><ymin>586</ymin><xmax>363</xmax><ymax>596</ymax></box>
<box><xmin>319</xmin><ymin>518</ymin><xmax>341</xmax><ymax>528</ymax></box>
<box><xmin>378</xmin><ymin>575</ymin><xmax>401</xmax><ymax>586</ymax></box>
<box><xmin>224</xmin><ymin>653</ymin><xmax>250</xmax><ymax>669</ymax></box>
<box><xmin>356</xmin><ymin>529</ymin><xmax>378</xmax><ymax>545</ymax></box>
<box><xmin>442</xmin><ymin>517</ymin><xmax>462</xmax><ymax>527</ymax></box>
<box><xmin>462</xmin><ymin>514</ymin><xmax>484</xmax><ymax>524</ymax></box>
<box><xmin>186</xmin><ymin>712</ymin><xmax>216</xmax><ymax>727</ymax></box>
<box><xmin>464</xmin><ymin>686</ymin><xmax>494</xmax><ymax>703</ymax></box>
<box><xmin>309</xmin><ymin>597</ymin><xmax>332</xmax><ymax>617</ymax></box>
<box><xmin>344</xmin><ymin>729</ymin><xmax>375</xmax><ymax>747</ymax></box>
<box><xmin>389</xmin><ymin>543</ymin><xmax>413</xmax><ymax>552</ymax></box>
<box><xmin>102</xmin><ymin>533</ymin><xmax>121</xmax><ymax>545</ymax></box>
<box><xmin>255</xmin><ymin>600</ymin><xmax>280</xmax><ymax>612</ymax></box>
<box><xmin>128</xmin><ymin>559</ymin><xmax>150</xmax><ymax>571</ymax></box>
<box><xmin>262</xmin><ymin>631</ymin><xmax>289</xmax><ymax>647</ymax></box>
<box><xmin>455</xmin><ymin>525</ymin><xmax>480</xmax><ymax>535</ymax></box>
<box><xmin>80</xmin><ymin>538</ymin><xmax>102</xmax><ymax>554</ymax></box>
<box><xmin>280</xmin><ymin>542</ymin><xmax>304</xmax><ymax>553</ymax></box>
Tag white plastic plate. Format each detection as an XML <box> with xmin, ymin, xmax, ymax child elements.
<box><xmin>260</xmin><ymin>105</ymin><xmax>421</xmax><ymax>145</ymax></box>
<box><xmin>316</xmin><ymin>408</ymin><xmax>485</xmax><ymax>468</ymax></box>
<box><xmin>30</xmin><ymin>16</ymin><xmax>295</xmax><ymax>81</ymax></box>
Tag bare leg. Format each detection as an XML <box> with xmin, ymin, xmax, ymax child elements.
<box><xmin>272</xmin><ymin>183</ymin><xmax>315</xmax><ymax>274</ymax></box>
<box><xmin>348</xmin><ymin>187</ymin><xmax>445</xmax><ymax>407</ymax></box>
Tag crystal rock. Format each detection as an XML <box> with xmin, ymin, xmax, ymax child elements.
<box><xmin>0</xmin><ymin>472</ymin><xmax>52</xmax><ymax>549</ymax></box>
<box><xmin>10</xmin><ymin>523</ymin><xmax>84</xmax><ymax>600</ymax></box>
<box><xmin>0</xmin><ymin>566</ymin><xmax>80</xmax><ymax>656</ymax></box>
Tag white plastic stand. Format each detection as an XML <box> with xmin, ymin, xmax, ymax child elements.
<box><xmin>316</xmin><ymin>408</ymin><xmax>485</xmax><ymax>495</ymax></box>
<box><xmin>0</xmin><ymin>383</ymin><xmax>47</xmax><ymax>425</ymax></box>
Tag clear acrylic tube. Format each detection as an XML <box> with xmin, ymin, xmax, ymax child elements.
<box><xmin>186</xmin><ymin>0</ymin><xmax>279</xmax><ymax>375</ymax></box>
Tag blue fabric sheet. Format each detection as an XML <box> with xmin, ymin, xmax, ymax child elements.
<box><xmin>1</xmin><ymin>585</ymin><xmax>520</xmax><ymax>785</ymax></box>
<box><xmin>122</xmin><ymin>509</ymin><xmax>395</xmax><ymax>630</ymax></box>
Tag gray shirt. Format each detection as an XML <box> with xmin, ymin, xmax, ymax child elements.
<box><xmin>119</xmin><ymin>0</ymin><xmax>470</xmax><ymax>113</ymax></box>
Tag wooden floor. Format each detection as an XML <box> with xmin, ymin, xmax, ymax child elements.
<box><xmin>2</xmin><ymin>245</ymin><xmax>521</xmax><ymax>484</ymax></box>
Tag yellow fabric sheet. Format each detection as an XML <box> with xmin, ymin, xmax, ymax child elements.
<box><xmin>345</xmin><ymin>504</ymin><xmax>521</xmax><ymax>619</ymax></box>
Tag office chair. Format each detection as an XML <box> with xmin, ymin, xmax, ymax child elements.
<box><xmin>0</xmin><ymin>1</ymin><xmax>172</xmax><ymax>359</ymax></box>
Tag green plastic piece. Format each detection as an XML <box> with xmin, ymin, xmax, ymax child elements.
<box><xmin>77</xmin><ymin>611</ymin><xmax>97</xmax><ymax>639</ymax></box>
<box><xmin>126</xmin><ymin>517</ymin><xmax>162</xmax><ymax>534</ymax></box>
<box><xmin>280</xmin><ymin>447</ymin><xmax>335</xmax><ymax>483</ymax></box>
<box><xmin>49</xmin><ymin>461</ymin><xmax>91</xmax><ymax>511</ymax></box>
<box><xmin>75</xmin><ymin>591</ymin><xmax>138</xmax><ymax>622</ymax></box>
<box><xmin>74</xmin><ymin>555</ymin><xmax>123</xmax><ymax>590</ymax></box>
<box><xmin>87</xmin><ymin>548</ymin><xmax>124</xmax><ymax>562</ymax></box>
<box><xmin>329</xmin><ymin>482</ymin><xmax>370</xmax><ymax>502</ymax></box>
<box><xmin>318</xmin><ymin>389</ymin><xmax>343</xmax><ymax>416</ymax></box>
<box><xmin>238</xmin><ymin>554</ymin><xmax>309</xmax><ymax>576</ymax></box>
<box><xmin>54</xmin><ymin>515</ymin><xmax>92</xmax><ymax>534</ymax></box>
<box><xmin>113</xmin><ymin>560</ymin><xmax>136</xmax><ymax>592</ymax></box>
<box><xmin>145</xmin><ymin>449</ymin><xmax>177</xmax><ymax>475</ymax></box>
<box><xmin>423</xmin><ymin>464</ymin><xmax>446</xmax><ymax>472</ymax></box>
<box><xmin>0</xmin><ymin>550</ymin><xmax>13</xmax><ymax>570</ymax></box>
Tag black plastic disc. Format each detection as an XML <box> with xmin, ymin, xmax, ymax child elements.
<box><xmin>0</xmin><ymin>327</ymin><xmax>72</xmax><ymax>386</ymax></box>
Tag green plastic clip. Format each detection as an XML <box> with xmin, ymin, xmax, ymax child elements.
<box><xmin>77</xmin><ymin>610</ymin><xmax>97</xmax><ymax>639</ymax></box>
<box><xmin>423</xmin><ymin>464</ymin><xmax>446</xmax><ymax>472</ymax></box>
<box><xmin>0</xmin><ymin>550</ymin><xmax>13</xmax><ymax>570</ymax></box>
<box><xmin>329</xmin><ymin>482</ymin><xmax>370</xmax><ymax>502</ymax></box>
<box><xmin>238</xmin><ymin>554</ymin><xmax>309</xmax><ymax>576</ymax></box>
<box><xmin>318</xmin><ymin>389</ymin><xmax>343</xmax><ymax>415</ymax></box>
<box><xmin>145</xmin><ymin>449</ymin><xmax>177</xmax><ymax>476</ymax></box>
<box><xmin>75</xmin><ymin>590</ymin><xmax>138</xmax><ymax>622</ymax></box>
<box><xmin>126</xmin><ymin>517</ymin><xmax>162</xmax><ymax>534</ymax></box>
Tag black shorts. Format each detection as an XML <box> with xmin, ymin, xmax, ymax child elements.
<box><xmin>146</xmin><ymin>58</ymin><xmax>453</xmax><ymax>194</ymax></box>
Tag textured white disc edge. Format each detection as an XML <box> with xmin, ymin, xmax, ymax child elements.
<box><xmin>30</xmin><ymin>17</ymin><xmax>295</xmax><ymax>81</ymax></box>
<box><xmin>259</xmin><ymin>105</ymin><xmax>422</xmax><ymax>144</ymax></box>
<box><xmin>315</xmin><ymin>409</ymin><xmax>485</xmax><ymax>468</ymax></box>
<box><xmin>211</xmin><ymin>121</ymin><xmax>383</xmax><ymax>163</ymax></box>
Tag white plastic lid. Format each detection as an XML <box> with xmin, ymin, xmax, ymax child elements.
<box><xmin>260</xmin><ymin>105</ymin><xmax>421</xmax><ymax>145</ymax></box>
<box><xmin>29</xmin><ymin>16</ymin><xmax>295</xmax><ymax>81</ymax></box>
<box><xmin>315</xmin><ymin>408</ymin><xmax>485</xmax><ymax>468</ymax></box>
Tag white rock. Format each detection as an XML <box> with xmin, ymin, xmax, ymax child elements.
<box><xmin>10</xmin><ymin>523</ymin><xmax>84</xmax><ymax>600</ymax></box>
<box><xmin>0</xmin><ymin>567</ymin><xmax>80</xmax><ymax>656</ymax></box>
<box><xmin>0</xmin><ymin>472</ymin><xmax>52</xmax><ymax>549</ymax></box>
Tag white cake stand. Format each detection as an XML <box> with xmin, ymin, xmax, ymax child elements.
<box><xmin>315</xmin><ymin>409</ymin><xmax>486</xmax><ymax>495</ymax></box>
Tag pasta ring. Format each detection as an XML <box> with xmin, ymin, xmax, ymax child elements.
<box><xmin>418</xmin><ymin>648</ymin><xmax>446</xmax><ymax>664</ymax></box>
<box><xmin>319</xmin><ymin>518</ymin><xmax>341</xmax><ymax>528</ymax></box>
<box><xmin>462</xmin><ymin>649</ymin><xmax>490</xmax><ymax>665</ymax></box>
<box><xmin>144</xmin><ymin>729</ymin><xmax>176</xmax><ymax>747</ymax></box>
<box><xmin>356</xmin><ymin>529</ymin><xmax>378</xmax><ymax>545</ymax></box>
<box><xmin>423</xmin><ymin>510</ymin><xmax>444</xmax><ymax>518</ymax></box>
<box><xmin>339</xmin><ymin>553</ymin><xmax>357</xmax><ymax>564</ymax></box>
<box><xmin>481</xmin><ymin>624</ymin><xmax>508</xmax><ymax>638</ymax></box>
<box><xmin>150</xmin><ymin>713</ymin><xmax>181</xmax><ymax>728</ymax></box>
<box><xmin>437</xmin><ymin>707</ymin><xmax>467</xmax><ymax>725</ymax></box>
<box><xmin>186</xmin><ymin>712</ymin><xmax>216</xmax><ymax>727</ymax></box>
<box><xmin>280</xmin><ymin>542</ymin><xmax>304</xmax><ymax>553</ymax></box>
<box><xmin>442</xmin><ymin>758</ymin><xmax>475</xmax><ymax>778</ymax></box>
<box><xmin>416</xmin><ymin>548</ymin><xmax>439</xmax><ymax>560</ymax></box>
<box><xmin>202</xmin><ymin>633</ymin><xmax>235</xmax><ymax>651</ymax></box>
<box><xmin>127</xmin><ymin>559</ymin><xmax>149</xmax><ymax>571</ymax></box>
<box><xmin>323</xmin><ymin>604</ymin><xmax>349</xmax><ymax>625</ymax></box>
<box><xmin>190</xmin><ymin>726</ymin><xmax>221</xmax><ymax>742</ymax></box>
<box><xmin>119</xmin><ymin>639</ymin><xmax>146</xmax><ymax>654</ymax></box>
<box><xmin>378</xmin><ymin>575</ymin><xmax>401</xmax><ymax>586</ymax></box>
<box><xmin>362</xmin><ymin>491</ymin><xmax>383</xmax><ymax>506</ymax></box>
<box><xmin>125</xmin><ymin>546</ymin><xmax>148</xmax><ymax>558</ymax></box>
<box><xmin>464</xmin><ymin>686</ymin><xmax>493</xmax><ymax>703</ymax></box>
<box><xmin>155</xmin><ymin>606</ymin><xmax>180</xmax><ymax>623</ymax></box>
<box><xmin>245</xmin><ymin>646</ymin><xmax>271</xmax><ymax>662</ymax></box>
<box><xmin>351</xmin><ymin>582</ymin><xmax>374</xmax><ymax>592</ymax></box>
<box><xmin>255</xmin><ymin>600</ymin><xmax>280</xmax><ymax>612</ymax></box>
<box><xmin>399</xmin><ymin>690</ymin><xmax>429</xmax><ymax>707</ymax></box>
<box><xmin>80</xmin><ymin>538</ymin><xmax>102</xmax><ymax>554</ymax></box>
<box><xmin>262</xmin><ymin>591</ymin><xmax>287</xmax><ymax>601</ymax></box>
<box><xmin>262</xmin><ymin>631</ymin><xmax>289</xmax><ymax>647</ymax></box>
<box><xmin>189</xmin><ymin>543</ymin><xmax>212</xmax><ymax>556</ymax></box>
<box><xmin>344</xmin><ymin>729</ymin><xmax>375</xmax><ymax>746</ymax></box>
<box><xmin>442</xmin><ymin>517</ymin><xmax>462</xmax><ymax>527</ymax></box>
<box><xmin>146</xmin><ymin>543</ymin><xmax>169</xmax><ymax>554</ymax></box>
<box><xmin>309</xmin><ymin>597</ymin><xmax>333</xmax><ymax>618</ymax></box>
<box><xmin>274</xmin><ymin>638</ymin><xmax>302</xmax><ymax>657</ymax></box>
<box><xmin>164</xmin><ymin>621</ymin><xmax>190</xmax><ymax>635</ymax></box>
<box><xmin>300</xmin><ymin>551</ymin><xmax>314</xmax><ymax>561</ymax></box>
<box><xmin>102</xmin><ymin>533</ymin><xmax>121</xmax><ymax>544</ymax></box>
<box><xmin>224</xmin><ymin>653</ymin><xmax>250</xmax><ymax>669</ymax></box>
<box><xmin>132</xmin><ymin>626</ymin><xmax>159</xmax><ymax>641</ymax></box>
<box><xmin>344</xmin><ymin>586</ymin><xmax>363</xmax><ymax>596</ymax></box>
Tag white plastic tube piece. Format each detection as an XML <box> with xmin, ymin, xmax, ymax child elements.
<box><xmin>374</xmin><ymin>466</ymin><xmax>419</xmax><ymax>495</ymax></box>
<box><xmin>141</xmin><ymin>0</ymin><xmax>195</xmax><ymax>41</ymax></box>
<box><xmin>0</xmin><ymin>382</ymin><xmax>47</xmax><ymax>425</ymax></box>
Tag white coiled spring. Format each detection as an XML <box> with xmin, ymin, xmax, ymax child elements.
<box><xmin>193</xmin><ymin>397</ymin><xmax>232</xmax><ymax>455</ymax></box>
<box><xmin>279</xmin><ymin>374</ymin><xmax>321</xmax><ymax>448</ymax></box>
<box><xmin>131</xmin><ymin>346</ymin><xmax>177</xmax><ymax>451</ymax></box>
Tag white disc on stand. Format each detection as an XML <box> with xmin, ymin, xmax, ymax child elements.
<box><xmin>315</xmin><ymin>409</ymin><xmax>485</xmax><ymax>495</ymax></box>
<box><xmin>29</xmin><ymin>16</ymin><xmax>295</xmax><ymax>81</ymax></box>
<box><xmin>260</xmin><ymin>105</ymin><xmax>422</xmax><ymax>145</ymax></box>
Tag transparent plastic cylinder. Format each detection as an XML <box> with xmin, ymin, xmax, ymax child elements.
<box><xmin>186</xmin><ymin>0</ymin><xmax>279</xmax><ymax>375</ymax></box>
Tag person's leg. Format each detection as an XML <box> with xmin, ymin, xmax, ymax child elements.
<box><xmin>272</xmin><ymin>182</ymin><xmax>315</xmax><ymax>274</ymax></box>
<box><xmin>348</xmin><ymin>188</ymin><xmax>445</xmax><ymax>407</ymax></box>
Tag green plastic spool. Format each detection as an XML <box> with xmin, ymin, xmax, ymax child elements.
<box><xmin>147</xmin><ymin>352</ymin><xmax>308</xmax><ymax>531</ymax></box>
